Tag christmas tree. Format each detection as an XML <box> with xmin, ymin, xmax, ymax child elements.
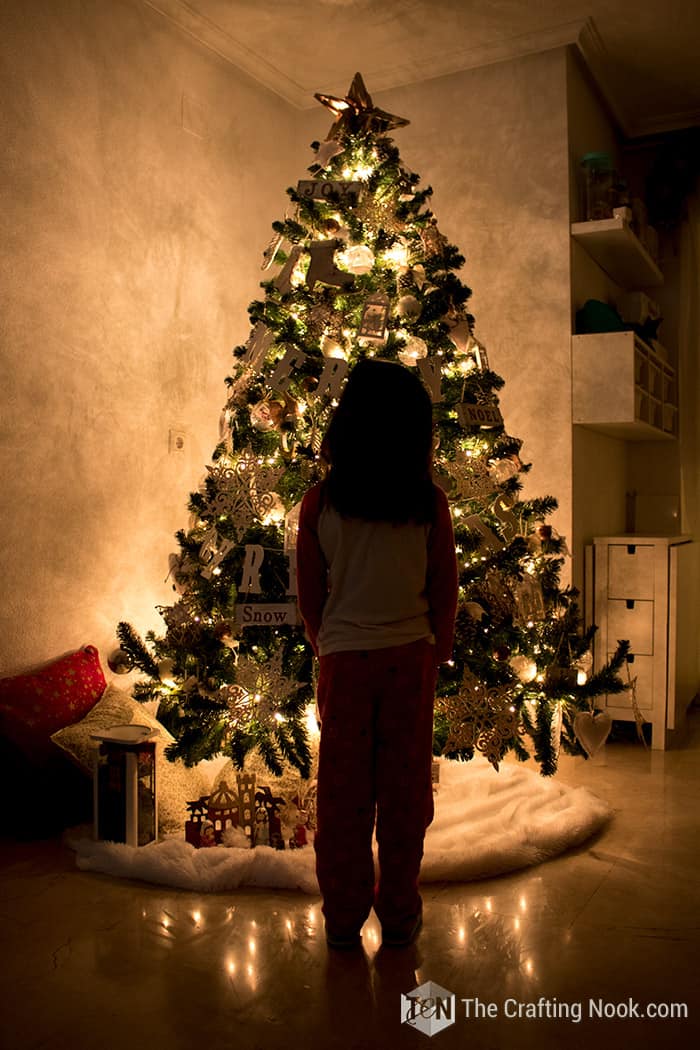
<box><xmin>117</xmin><ymin>73</ymin><xmax>628</xmax><ymax>779</ymax></box>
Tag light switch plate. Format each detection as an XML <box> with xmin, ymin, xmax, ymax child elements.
<box><xmin>169</xmin><ymin>428</ymin><xmax>186</xmax><ymax>453</ymax></box>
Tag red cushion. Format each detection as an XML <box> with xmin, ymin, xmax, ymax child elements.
<box><xmin>0</xmin><ymin>646</ymin><xmax>106</xmax><ymax>762</ymax></box>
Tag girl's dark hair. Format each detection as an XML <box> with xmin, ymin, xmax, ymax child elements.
<box><xmin>320</xmin><ymin>358</ymin><xmax>437</xmax><ymax>524</ymax></box>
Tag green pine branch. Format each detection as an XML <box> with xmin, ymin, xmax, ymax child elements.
<box><xmin>116</xmin><ymin>621</ymin><xmax>159</xmax><ymax>679</ymax></box>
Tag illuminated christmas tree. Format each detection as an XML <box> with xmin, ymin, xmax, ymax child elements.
<box><xmin>117</xmin><ymin>74</ymin><xmax>628</xmax><ymax>778</ymax></box>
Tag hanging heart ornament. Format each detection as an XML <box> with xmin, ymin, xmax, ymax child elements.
<box><xmin>573</xmin><ymin>710</ymin><xmax>612</xmax><ymax>756</ymax></box>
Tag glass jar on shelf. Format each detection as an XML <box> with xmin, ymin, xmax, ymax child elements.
<box><xmin>580</xmin><ymin>152</ymin><xmax>617</xmax><ymax>221</ymax></box>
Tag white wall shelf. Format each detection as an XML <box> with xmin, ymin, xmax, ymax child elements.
<box><xmin>571</xmin><ymin>216</ymin><xmax>663</xmax><ymax>288</ymax></box>
<box><xmin>572</xmin><ymin>331</ymin><xmax>676</xmax><ymax>440</ymax></box>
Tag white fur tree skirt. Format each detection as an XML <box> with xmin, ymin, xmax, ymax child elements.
<box><xmin>70</xmin><ymin>756</ymin><xmax>610</xmax><ymax>894</ymax></box>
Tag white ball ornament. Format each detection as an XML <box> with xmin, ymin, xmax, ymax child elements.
<box><xmin>249</xmin><ymin>400</ymin><xmax>277</xmax><ymax>431</ymax></box>
<box><xmin>107</xmin><ymin>648</ymin><xmax>133</xmax><ymax>674</ymax></box>
<box><xmin>509</xmin><ymin>654</ymin><xmax>538</xmax><ymax>683</ymax></box>
<box><xmin>397</xmin><ymin>336</ymin><xmax>428</xmax><ymax>367</ymax></box>
<box><xmin>489</xmin><ymin>457</ymin><xmax>520</xmax><ymax>484</ymax></box>
<box><xmin>396</xmin><ymin>294</ymin><xmax>422</xmax><ymax>321</ymax></box>
<box><xmin>337</xmin><ymin>244</ymin><xmax>375</xmax><ymax>274</ymax></box>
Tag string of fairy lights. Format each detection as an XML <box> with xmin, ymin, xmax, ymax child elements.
<box><xmin>116</xmin><ymin>73</ymin><xmax>630</xmax><ymax>777</ymax></box>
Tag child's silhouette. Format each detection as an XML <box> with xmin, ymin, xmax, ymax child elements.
<box><xmin>297</xmin><ymin>359</ymin><xmax>458</xmax><ymax>949</ymax></box>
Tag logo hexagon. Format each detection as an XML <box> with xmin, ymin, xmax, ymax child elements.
<box><xmin>401</xmin><ymin>980</ymin><xmax>456</xmax><ymax>1037</ymax></box>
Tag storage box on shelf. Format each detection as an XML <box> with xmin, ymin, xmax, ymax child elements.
<box><xmin>572</xmin><ymin>331</ymin><xmax>676</xmax><ymax>440</ymax></box>
<box><xmin>585</xmin><ymin>536</ymin><xmax>698</xmax><ymax>749</ymax></box>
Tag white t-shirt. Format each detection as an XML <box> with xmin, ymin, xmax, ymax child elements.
<box><xmin>316</xmin><ymin>503</ymin><xmax>433</xmax><ymax>656</ymax></box>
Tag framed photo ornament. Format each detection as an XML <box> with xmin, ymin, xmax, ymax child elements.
<box><xmin>357</xmin><ymin>292</ymin><xmax>390</xmax><ymax>343</ymax></box>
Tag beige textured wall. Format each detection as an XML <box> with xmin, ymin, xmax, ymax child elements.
<box><xmin>0</xmin><ymin>0</ymin><xmax>306</xmax><ymax>674</ymax></box>
<box><xmin>301</xmin><ymin>51</ymin><xmax>573</xmax><ymax>562</ymax></box>
<box><xmin>1</xmin><ymin>15</ymin><xmax>574</xmax><ymax>677</ymax></box>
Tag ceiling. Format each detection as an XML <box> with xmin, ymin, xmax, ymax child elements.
<box><xmin>143</xmin><ymin>0</ymin><xmax>700</xmax><ymax>138</ymax></box>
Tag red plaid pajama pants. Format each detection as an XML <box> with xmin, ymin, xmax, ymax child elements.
<box><xmin>314</xmin><ymin>637</ymin><xmax>438</xmax><ymax>936</ymax></box>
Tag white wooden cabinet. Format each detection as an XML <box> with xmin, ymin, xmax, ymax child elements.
<box><xmin>586</xmin><ymin>535</ymin><xmax>699</xmax><ymax>748</ymax></box>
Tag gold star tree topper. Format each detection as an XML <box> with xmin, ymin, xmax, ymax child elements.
<box><xmin>315</xmin><ymin>72</ymin><xmax>410</xmax><ymax>139</ymax></box>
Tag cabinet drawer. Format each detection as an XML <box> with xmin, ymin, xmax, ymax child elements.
<box><xmin>608</xmin><ymin>544</ymin><xmax>655</xmax><ymax>599</ymax></box>
<box><xmin>605</xmin><ymin>653</ymin><xmax>654</xmax><ymax>711</ymax></box>
<box><xmin>606</xmin><ymin>599</ymin><xmax>654</xmax><ymax>654</ymax></box>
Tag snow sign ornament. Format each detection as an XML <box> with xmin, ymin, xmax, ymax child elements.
<box><xmin>236</xmin><ymin>604</ymin><xmax>298</xmax><ymax>628</ymax></box>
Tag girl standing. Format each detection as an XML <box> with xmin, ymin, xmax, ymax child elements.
<box><xmin>296</xmin><ymin>359</ymin><xmax>458</xmax><ymax>949</ymax></box>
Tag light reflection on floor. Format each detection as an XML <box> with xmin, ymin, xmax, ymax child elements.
<box><xmin>1</xmin><ymin>712</ymin><xmax>699</xmax><ymax>1049</ymax></box>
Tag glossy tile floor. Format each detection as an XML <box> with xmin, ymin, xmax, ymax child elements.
<box><xmin>2</xmin><ymin>712</ymin><xmax>699</xmax><ymax>1050</ymax></box>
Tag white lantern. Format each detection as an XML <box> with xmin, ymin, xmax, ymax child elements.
<box><xmin>92</xmin><ymin>725</ymin><xmax>159</xmax><ymax>847</ymax></box>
